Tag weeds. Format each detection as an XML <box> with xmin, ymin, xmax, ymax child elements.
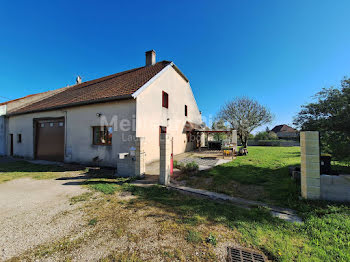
<box><xmin>186</xmin><ymin>230</ymin><xmax>202</xmax><ymax>244</ymax></box>
<box><xmin>88</xmin><ymin>218</ymin><xmax>98</xmax><ymax>226</ymax></box>
<box><xmin>70</xmin><ymin>192</ymin><xmax>93</xmax><ymax>204</ymax></box>
<box><xmin>206</xmin><ymin>233</ymin><xmax>217</xmax><ymax>246</ymax></box>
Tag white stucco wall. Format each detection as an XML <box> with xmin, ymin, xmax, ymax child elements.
<box><xmin>136</xmin><ymin>66</ymin><xmax>202</xmax><ymax>163</ymax></box>
<box><xmin>0</xmin><ymin>116</ymin><xmax>5</xmax><ymax>156</ymax></box>
<box><xmin>0</xmin><ymin>105</ymin><xmax>7</xmax><ymax>155</ymax></box>
<box><xmin>7</xmin><ymin>99</ymin><xmax>136</xmax><ymax>167</ymax></box>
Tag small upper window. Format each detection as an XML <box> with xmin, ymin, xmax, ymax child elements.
<box><xmin>17</xmin><ymin>134</ymin><xmax>22</xmax><ymax>143</ymax></box>
<box><xmin>93</xmin><ymin>126</ymin><xmax>112</xmax><ymax>145</ymax></box>
<box><xmin>185</xmin><ymin>105</ymin><xmax>188</xmax><ymax>117</ymax></box>
<box><xmin>162</xmin><ymin>91</ymin><xmax>169</xmax><ymax>109</ymax></box>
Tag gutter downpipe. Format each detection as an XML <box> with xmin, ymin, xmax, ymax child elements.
<box><xmin>62</xmin><ymin>110</ymin><xmax>68</xmax><ymax>160</ymax></box>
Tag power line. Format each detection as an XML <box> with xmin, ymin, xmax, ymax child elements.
<box><xmin>0</xmin><ymin>95</ymin><xmax>11</xmax><ymax>100</ymax></box>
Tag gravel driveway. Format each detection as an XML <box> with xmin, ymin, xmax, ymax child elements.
<box><xmin>0</xmin><ymin>177</ymin><xmax>88</xmax><ymax>261</ymax></box>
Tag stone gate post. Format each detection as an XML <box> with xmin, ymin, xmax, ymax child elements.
<box><xmin>231</xmin><ymin>130</ymin><xmax>238</xmax><ymax>152</ymax></box>
<box><xmin>159</xmin><ymin>133</ymin><xmax>171</xmax><ymax>185</ymax></box>
<box><xmin>300</xmin><ymin>131</ymin><xmax>321</xmax><ymax>199</ymax></box>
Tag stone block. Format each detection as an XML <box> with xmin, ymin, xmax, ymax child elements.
<box><xmin>305</xmin><ymin>177</ymin><xmax>320</xmax><ymax>187</ymax></box>
<box><xmin>300</xmin><ymin>131</ymin><xmax>321</xmax><ymax>200</ymax></box>
<box><xmin>320</xmin><ymin>174</ymin><xmax>333</xmax><ymax>185</ymax></box>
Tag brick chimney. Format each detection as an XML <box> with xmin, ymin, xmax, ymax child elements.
<box><xmin>145</xmin><ymin>50</ymin><xmax>156</xmax><ymax>66</ymax></box>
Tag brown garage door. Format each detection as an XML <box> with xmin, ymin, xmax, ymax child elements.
<box><xmin>35</xmin><ymin>118</ymin><xmax>65</xmax><ymax>162</ymax></box>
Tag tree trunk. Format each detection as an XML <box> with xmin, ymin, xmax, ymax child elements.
<box><xmin>243</xmin><ymin>139</ymin><xmax>248</xmax><ymax>148</ymax></box>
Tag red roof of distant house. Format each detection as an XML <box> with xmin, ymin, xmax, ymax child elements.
<box><xmin>10</xmin><ymin>61</ymin><xmax>171</xmax><ymax>115</ymax></box>
<box><xmin>271</xmin><ymin>124</ymin><xmax>297</xmax><ymax>133</ymax></box>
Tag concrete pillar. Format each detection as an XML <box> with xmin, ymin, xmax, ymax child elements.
<box><xmin>300</xmin><ymin>131</ymin><xmax>321</xmax><ymax>200</ymax></box>
<box><xmin>231</xmin><ymin>130</ymin><xmax>238</xmax><ymax>152</ymax></box>
<box><xmin>159</xmin><ymin>133</ymin><xmax>171</xmax><ymax>185</ymax></box>
<box><xmin>135</xmin><ymin>137</ymin><xmax>146</xmax><ymax>177</ymax></box>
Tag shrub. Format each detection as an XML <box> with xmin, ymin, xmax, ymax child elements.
<box><xmin>254</xmin><ymin>131</ymin><xmax>278</xmax><ymax>141</ymax></box>
<box><xmin>257</xmin><ymin>140</ymin><xmax>280</xmax><ymax>146</ymax></box>
<box><xmin>175</xmin><ymin>162</ymin><xmax>185</xmax><ymax>170</ymax></box>
<box><xmin>206</xmin><ymin>233</ymin><xmax>217</xmax><ymax>246</ymax></box>
<box><xmin>185</xmin><ymin>161</ymin><xmax>199</xmax><ymax>172</ymax></box>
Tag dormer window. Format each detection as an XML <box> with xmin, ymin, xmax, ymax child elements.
<box><xmin>162</xmin><ymin>91</ymin><xmax>168</xmax><ymax>108</ymax></box>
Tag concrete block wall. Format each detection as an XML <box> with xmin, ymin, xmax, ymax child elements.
<box><xmin>115</xmin><ymin>137</ymin><xmax>146</xmax><ymax>178</ymax></box>
<box><xmin>321</xmin><ymin>175</ymin><xmax>350</xmax><ymax>202</ymax></box>
<box><xmin>116</xmin><ymin>155</ymin><xmax>136</xmax><ymax>177</ymax></box>
<box><xmin>159</xmin><ymin>133</ymin><xmax>171</xmax><ymax>185</ymax></box>
<box><xmin>300</xmin><ymin>131</ymin><xmax>321</xmax><ymax>199</ymax></box>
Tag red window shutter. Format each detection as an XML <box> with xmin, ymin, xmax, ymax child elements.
<box><xmin>162</xmin><ymin>91</ymin><xmax>168</xmax><ymax>108</ymax></box>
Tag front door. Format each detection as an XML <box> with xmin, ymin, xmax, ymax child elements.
<box><xmin>36</xmin><ymin>118</ymin><xmax>65</xmax><ymax>161</ymax></box>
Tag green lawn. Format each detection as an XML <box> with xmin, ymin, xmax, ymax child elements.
<box><xmin>2</xmin><ymin>151</ymin><xmax>350</xmax><ymax>261</ymax></box>
<box><xmin>180</xmin><ymin>146</ymin><xmax>350</xmax><ymax>210</ymax></box>
<box><xmin>180</xmin><ymin>147</ymin><xmax>300</xmax><ymax>207</ymax></box>
<box><xmin>0</xmin><ymin>160</ymin><xmax>86</xmax><ymax>183</ymax></box>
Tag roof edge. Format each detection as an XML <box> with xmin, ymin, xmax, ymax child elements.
<box><xmin>131</xmin><ymin>62</ymin><xmax>189</xmax><ymax>99</ymax></box>
<box><xmin>131</xmin><ymin>63</ymin><xmax>173</xmax><ymax>98</ymax></box>
<box><xmin>8</xmin><ymin>94</ymin><xmax>133</xmax><ymax>116</ymax></box>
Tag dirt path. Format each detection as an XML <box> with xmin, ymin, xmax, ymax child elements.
<box><xmin>0</xmin><ymin>177</ymin><xmax>87</xmax><ymax>261</ymax></box>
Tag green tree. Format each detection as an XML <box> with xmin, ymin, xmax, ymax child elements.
<box><xmin>218</xmin><ymin>97</ymin><xmax>273</xmax><ymax>148</ymax></box>
<box><xmin>211</xmin><ymin>120</ymin><xmax>228</xmax><ymax>141</ymax></box>
<box><xmin>254</xmin><ymin>131</ymin><xmax>278</xmax><ymax>141</ymax></box>
<box><xmin>294</xmin><ymin>78</ymin><xmax>350</xmax><ymax>161</ymax></box>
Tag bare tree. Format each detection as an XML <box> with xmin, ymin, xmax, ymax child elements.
<box><xmin>218</xmin><ymin>97</ymin><xmax>273</xmax><ymax>148</ymax></box>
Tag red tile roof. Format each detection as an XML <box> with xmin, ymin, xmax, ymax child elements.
<box><xmin>271</xmin><ymin>124</ymin><xmax>297</xmax><ymax>133</ymax></box>
<box><xmin>10</xmin><ymin>61</ymin><xmax>171</xmax><ymax>115</ymax></box>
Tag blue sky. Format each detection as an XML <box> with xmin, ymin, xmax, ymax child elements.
<box><xmin>1</xmin><ymin>0</ymin><xmax>350</xmax><ymax>132</ymax></box>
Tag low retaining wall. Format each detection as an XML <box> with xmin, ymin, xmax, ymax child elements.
<box><xmin>238</xmin><ymin>140</ymin><xmax>300</xmax><ymax>147</ymax></box>
<box><xmin>321</xmin><ymin>174</ymin><xmax>350</xmax><ymax>202</ymax></box>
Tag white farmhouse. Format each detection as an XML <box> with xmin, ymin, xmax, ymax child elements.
<box><xmin>0</xmin><ymin>50</ymin><xmax>202</xmax><ymax>175</ymax></box>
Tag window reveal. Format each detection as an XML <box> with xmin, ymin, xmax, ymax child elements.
<box><xmin>93</xmin><ymin>126</ymin><xmax>113</xmax><ymax>145</ymax></box>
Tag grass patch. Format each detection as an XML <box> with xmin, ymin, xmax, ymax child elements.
<box><xmin>70</xmin><ymin>192</ymin><xmax>93</xmax><ymax>204</ymax></box>
<box><xmin>186</xmin><ymin>230</ymin><xmax>203</xmax><ymax>244</ymax></box>
<box><xmin>180</xmin><ymin>147</ymin><xmax>301</xmax><ymax>207</ymax></box>
<box><xmin>89</xmin><ymin>183</ymin><xmax>117</xmax><ymax>194</ymax></box>
<box><xmin>120</xmin><ymin>184</ymin><xmax>350</xmax><ymax>261</ymax></box>
<box><xmin>0</xmin><ymin>160</ymin><xmax>86</xmax><ymax>183</ymax></box>
<box><xmin>85</xmin><ymin>177</ymin><xmax>134</xmax><ymax>195</ymax></box>
<box><xmin>100</xmin><ymin>251</ymin><xmax>143</xmax><ymax>262</ymax></box>
<box><xmin>88</xmin><ymin>218</ymin><xmax>98</xmax><ymax>226</ymax></box>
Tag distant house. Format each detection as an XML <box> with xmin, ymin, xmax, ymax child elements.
<box><xmin>271</xmin><ymin>124</ymin><xmax>299</xmax><ymax>139</ymax></box>
<box><xmin>0</xmin><ymin>50</ymin><xmax>202</xmax><ymax>170</ymax></box>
